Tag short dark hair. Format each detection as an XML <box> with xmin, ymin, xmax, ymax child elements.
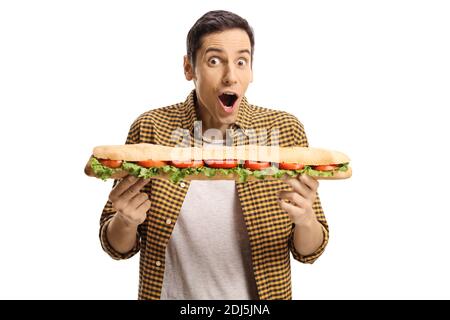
<box><xmin>186</xmin><ymin>10</ymin><xmax>255</xmax><ymax>69</ymax></box>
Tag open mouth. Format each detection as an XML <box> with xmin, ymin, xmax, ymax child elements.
<box><xmin>218</xmin><ymin>92</ymin><xmax>238</xmax><ymax>113</ymax></box>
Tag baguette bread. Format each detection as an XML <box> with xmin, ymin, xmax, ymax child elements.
<box><xmin>92</xmin><ymin>143</ymin><xmax>350</xmax><ymax>164</ymax></box>
<box><xmin>86</xmin><ymin>143</ymin><xmax>352</xmax><ymax>182</ymax></box>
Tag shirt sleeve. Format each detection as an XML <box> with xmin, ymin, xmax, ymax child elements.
<box><xmin>98</xmin><ymin>116</ymin><xmax>142</xmax><ymax>260</ymax></box>
<box><xmin>287</xmin><ymin>115</ymin><xmax>330</xmax><ymax>264</ymax></box>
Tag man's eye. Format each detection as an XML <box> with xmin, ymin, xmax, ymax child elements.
<box><xmin>237</xmin><ymin>58</ymin><xmax>247</xmax><ymax>67</ymax></box>
<box><xmin>209</xmin><ymin>57</ymin><xmax>220</xmax><ymax>65</ymax></box>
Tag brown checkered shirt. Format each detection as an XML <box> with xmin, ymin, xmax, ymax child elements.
<box><xmin>99</xmin><ymin>90</ymin><xmax>329</xmax><ymax>300</ymax></box>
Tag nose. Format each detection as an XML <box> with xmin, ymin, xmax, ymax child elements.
<box><xmin>222</xmin><ymin>64</ymin><xmax>238</xmax><ymax>86</ymax></box>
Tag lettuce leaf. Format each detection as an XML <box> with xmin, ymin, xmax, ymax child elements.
<box><xmin>338</xmin><ymin>163</ymin><xmax>349</xmax><ymax>172</ymax></box>
<box><xmin>304</xmin><ymin>167</ymin><xmax>335</xmax><ymax>177</ymax></box>
<box><xmin>121</xmin><ymin>161</ymin><xmax>144</xmax><ymax>177</ymax></box>
<box><xmin>202</xmin><ymin>167</ymin><xmax>217</xmax><ymax>177</ymax></box>
<box><xmin>233</xmin><ymin>167</ymin><xmax>252</xmax><ymax>183</ymax></box>
<box><xmin>90</xmin><ymin>158</ymin><xmax>350</xmax><ymax>183</ymax></box>
<box><xmin>168</xmin><ymin>169</ymin><xmax>184</xmax><ymax>184</ymax></box>
<box><xmin>90</xmin><ymin>157</ymin><xmax>120</xmax><ymax>181</ymax></box>
<box><xmin>161</xmin><ymin>165</ymin><xmax>176</xmax><ymax>173</ymax></box>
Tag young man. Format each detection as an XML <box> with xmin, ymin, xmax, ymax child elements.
<box><xmin>99</xmin><ymin>10</ymin><xmax>328</xmax><ymax>300</ymax></box>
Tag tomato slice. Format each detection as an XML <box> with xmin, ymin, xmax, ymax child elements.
<box><xmin>204</xmin><ymin>159</ymin><xmax>239</xmax><ymax>169</ymax></box>
<box><xmin>279</xmin><ymin>162</ymin><xmax>305</xmax><ymax>170</ymax></box>
<box><xmin>99</xmin><ymin>159</ymin><xmax>123</xmax><ymax>168</ymax></box>
<box><xmin>170</xmin><ymin>160</ymin><xmax>204</xmax><ymax>168</ymax></box>
<box><xmin>244</xmin><ymin>160</ymin><xmax>271</xmax><ymax>170</ymax></box>
<box><xmin>137</xmin><ymin>160</ymin><xmax>167</xmax><ymax>168</ymax></box>
<box><xmin>313</xmin><ymin>164</ymin><xmax>339</xmax><ymax>171</ymax></box>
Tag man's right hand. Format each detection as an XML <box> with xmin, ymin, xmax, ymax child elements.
<box><xmin>109</xmin><ymin>175</ymin><xmax>151</xmax><ymax>227</ymax></box>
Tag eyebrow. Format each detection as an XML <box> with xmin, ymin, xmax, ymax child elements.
<box><xmin>204</xmin><ymin>47</ymin><xmax>251</xmax><ymax>56</ymax></box>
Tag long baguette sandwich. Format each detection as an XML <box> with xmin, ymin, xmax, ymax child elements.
<box><xmin>85</xmin><ymin>143</ymin><xmax>352</xmax><ymax>183</ymax></box>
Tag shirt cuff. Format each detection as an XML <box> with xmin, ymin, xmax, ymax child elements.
<box><xmin>289</xmin><ymin>223</ymin><xmax>329</xmax><ymax>264</ymax></box>
<box><xmin>99</xmin><ymin>216</ymin><xmax>140</xmax><ymax>260</ymax></box>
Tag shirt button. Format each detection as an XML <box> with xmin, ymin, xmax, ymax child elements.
<box><xmin>155</xmin><ymin>261</ymin><xmax>161</xmax><ymax>267</ymax></box>
<box><xmin>166</xmin><ymin>218</ymin><xmax>172</xmax><ymax>225</ymax></box>
<box><xmin>179</xmin><ymin>182</ymin><xmax>186</xmax><ymax>188</ymax></box>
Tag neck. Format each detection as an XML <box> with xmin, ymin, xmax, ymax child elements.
<box><xmin>195</xmin><ymin>105</ymin><xmax>230</xmax><ymax>139</ymax></box>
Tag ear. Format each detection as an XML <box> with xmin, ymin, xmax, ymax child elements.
<box><xmin>184</xmin><ymin>55</ymin><xmax>195</xmax><ymax>81</ymax></box>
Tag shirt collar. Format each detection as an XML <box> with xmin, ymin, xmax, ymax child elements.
<box><xmin>183</xmin><ymin>89</ymin><xmax>253</xmax><ymax>137</ymax></box>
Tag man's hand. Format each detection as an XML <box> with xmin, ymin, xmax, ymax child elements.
<box><xmin>278</xmin><ymin>174</ymin><xmax>324</xmax><ymax>256</ymax></box>
<box><xmin>109</xmin><ymin>175</ymin><xmax>151</xmax><ymax>227</ymax></box>
<box><xmin>278</xmin><ymin>174</ymin><xmax>319</xmax><ymax>227</ymax></box>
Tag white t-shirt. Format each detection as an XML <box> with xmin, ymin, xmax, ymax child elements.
<box><xmin>160</xmin><ymin>140</ymin><xmax>258</xmax><ymax>300</ymax></box>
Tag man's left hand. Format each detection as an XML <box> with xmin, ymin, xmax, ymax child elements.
<box><xmin>278</xmin><ymin>174</ymin><xmax>319</xmax><ymax>226</ymax></box>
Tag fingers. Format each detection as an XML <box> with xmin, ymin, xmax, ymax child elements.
<box><xmin>117</xmin><ymin>195</ymin><xmax>151</xmax><ymax>227</ymax></box>
<box><xmin>278</xmin><ymin>198</ymin><xmax>305</xmax><ymax>223</ymax></box>
<box><xmin>283</xmin><ymin>174</ymin><xmax>319</xmax><ymax>200</ymax></box>
<box><xmin>278</xmin><ymin>190</ymin><xmax>311</xmax><ymax>208</ymax></box>
<box><xmin>110</xmin><ymin>175</ymin><xmax>138</xmax><ymax>201</ymax></box>
<box><xmin>283</xmin><ymin>178</ymin><xmax>311</xmax><ymax>199</ymax></box>
<box><xmin>137</xmin><ymin>198</ymin><xmax>151</xmax><ymax>213</ymax></box>
<box><xmin>84</xmin><ymin>155</ymin><xmax>95</xmax><ymax>176</ymax></box>
<box><xmin>120</xmin><ymin>178</ymin><xmax>150</xmax><ymax>202</ymax></box>
<box><xmin>279</xmin><ymin>175</ymin><xmax>319</xmax><ymax>226</ymax></box>
<box><xmin>110</xmin><ymin>176</ymin><xmax>150</xmax><ymax>203</ymax></box>
<box><xmin>299</xmin><ymin>174</ymin><xmax>319</xmax><ymax>191</ymax></box>
<box><xmin>128</xmin><ymin>192</ymin><xmax>149</xmax><ymax>210</ymax></box>
<box><xmin>279</xmin><ymin>197</ymin><xmax>305</xmax><ymax>213</ymax></box>
<box><xmin>124</xmin><ymin>193</ymin><xmax>151</xmax><ymax>223</ymax></box>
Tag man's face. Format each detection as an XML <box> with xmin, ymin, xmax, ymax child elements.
<box><xmin>184</xmin><ymin>28</ymin><xmax>253</xmax><ymax>130</ymax></box>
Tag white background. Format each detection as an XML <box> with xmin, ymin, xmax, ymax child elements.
<box><xmin>1</xmin><ymin>0</ymin><xmax>449</xmax><ymax>299</ymax></box>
